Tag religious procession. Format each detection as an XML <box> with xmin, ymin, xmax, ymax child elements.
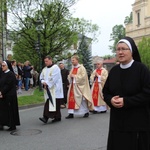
<box><xmin>0</xmin><ymin>51</ymin><xmax>109</xmax><ymax>129</ymax></box>
<box><xmin>0</xmin><ymin>37</ymin><xmax>150</xmax><ymax>150</ymax></box>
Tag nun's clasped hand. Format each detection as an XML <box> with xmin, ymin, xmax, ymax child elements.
<box><xmin>111</xmin><ymin>96</ymin><xmax>124</xmax><ymax>108</ymax></box>
<box><xmin>0</xmin><ymin>91</ymin><xmax>3</xmax><ymax>98</ymax></box>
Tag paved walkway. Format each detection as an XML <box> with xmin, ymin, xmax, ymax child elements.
<box><xmin>17</xmin><ymin>87</ymin><xmax>35</xmax><ymax>97</ymax></box>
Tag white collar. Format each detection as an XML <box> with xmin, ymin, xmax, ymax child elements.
<box><xmin>120</xmin><ymin>60</ymin><xmax>134</xmax><ymax>69</ymax></box>
<box><xmin>73</xmin><ymin>64</ymin><xmax>80</xmax><ymax>68</ymax></box>
<box><xmin>4</xmin><ymin>69</ymin><xmax>10</xmax><ymax>73</ymax></box>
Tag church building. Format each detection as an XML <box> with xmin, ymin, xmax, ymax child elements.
<box><xmin>126</xmin><ymin>0</ymin><xmax>150</xmax><ymax>44</ymax></box>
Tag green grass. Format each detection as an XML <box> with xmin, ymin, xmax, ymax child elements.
<box><xmin>18</xmin><ymin>88</ymin><xmax>44</xmax><ymax>106</ymax></box>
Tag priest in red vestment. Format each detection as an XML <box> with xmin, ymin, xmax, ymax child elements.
<box><xmin>90</xmin><ymin>60</ymin><xmax>108</xmax><ymax>113</ymax></box>
<box><xmin>66</xmin><ymin>55</ymin><xmax>93</xmax><ymax>119</ymax></box>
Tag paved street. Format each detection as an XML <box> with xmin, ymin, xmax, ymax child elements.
<box><xmin>0</xmin><ymin>105</ymin><xmax>109</xmax><ymax>150</ymax></box>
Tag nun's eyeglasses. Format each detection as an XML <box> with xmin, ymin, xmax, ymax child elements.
<box><xmin>1</xmin><ymin>65</ymin><xmax>6</xmax><ymax>67</ymax></box>
<box><xmin>116</xmin><ymin>48</ymin><xmax>130</xmax><ymax>52</ymax></box>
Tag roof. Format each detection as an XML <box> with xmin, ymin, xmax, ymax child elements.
<box><xmin>103</xmin><ymin>58</ymin><xmax>116</xmax><ymax>64</ymax></box>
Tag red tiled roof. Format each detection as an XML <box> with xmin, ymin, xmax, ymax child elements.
<box><xmin>103</xmin><ymin>58</ymin><xmax>116</xmax><ymax>63</ymax></box>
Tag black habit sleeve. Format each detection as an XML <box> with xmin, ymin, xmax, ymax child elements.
<box><xmin>123</xmin><ymin>64</ymin><xmax>150</xmax><ymax>108</ymax></box>
<box><xmin>1</xmin><ymin>72</ymin><xmax>16</xmax><ymax>96</ymax></box>
<box><xmin>102</xmin><ymin>75</ymin><xmax>114</xmax><ymax>108</ymax></box>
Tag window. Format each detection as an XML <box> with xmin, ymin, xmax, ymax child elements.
<box><xmin>137</xmin><ymin>11</ymin><xmax>140</xmax><ymax>26</ymax></box>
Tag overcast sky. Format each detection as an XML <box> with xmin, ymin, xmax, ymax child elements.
<box><xmin>72</xmin><ymin>0</ymin><xmax>135</xmax><ymax>56</ymax></box>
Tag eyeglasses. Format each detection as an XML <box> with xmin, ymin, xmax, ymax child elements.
<box><xmin>116</xmin><ymin>48</ymin><xmax>130</xmax><ymax>52</ymax></box>
<box><xmin>1</xmin><ymin>65</ymin><xmax>6</xmax><ymax>67</ymax></box>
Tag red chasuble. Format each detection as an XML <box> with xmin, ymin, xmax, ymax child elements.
<box><xmin>68</xmin><ymin>68</ymin><xmax>78</xmax><ymax>109</ymax></box>
<box><xmin>92</xmin><ymin>69</ymin><xmax>102</xmax><ymax>106</ymax></box>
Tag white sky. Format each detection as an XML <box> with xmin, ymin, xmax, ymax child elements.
<box><xmin>72</xmin><ymin>0</ymin><xmax>135</xmax><ymax>56</ymax></box>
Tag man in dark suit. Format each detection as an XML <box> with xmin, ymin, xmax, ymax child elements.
<box><xmin>59</xmin><ymin>62</ymin><xmax>69</xmax><ymax>108</ymax></box>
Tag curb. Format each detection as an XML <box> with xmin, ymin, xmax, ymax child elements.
<box><xmin>19</xmin><ymin>102</ymin><xmax>45</xmax><ymax>110</ymax></box>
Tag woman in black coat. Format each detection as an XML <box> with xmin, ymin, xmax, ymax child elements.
<box><xmin>0</xmin><ymin>61</ymin><xmax>20</xmax><ymax>131</ymax></box>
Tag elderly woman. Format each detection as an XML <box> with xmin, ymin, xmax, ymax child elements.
<box><xmin>0</xmin><ymin>61</ymin><xmax>20</xmax><ymax>131</ymax></box>
<box><xmin>103</xmin><ymin>37</ymin><xmax>150</xmax><ymax>150</ymax></box>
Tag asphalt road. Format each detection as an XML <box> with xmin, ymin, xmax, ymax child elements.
<box><xmin>0</xmin><ymin>106</ymin><xmax>109</xmax><ymax>150</ymax></box>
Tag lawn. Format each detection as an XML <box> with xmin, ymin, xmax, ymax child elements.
<box><xmin>18</xmin><ymin>88</ymin><xmax>44</xmax><ymax>106</ymax></box>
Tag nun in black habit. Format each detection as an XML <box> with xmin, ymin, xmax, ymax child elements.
<box><xmin>0</xmin><ymin>61</ymin><xmax>20</xmax><ymax>131</ymax></box>
<box><xmin>103</xmin><ymin>37</ymin><xmax>150</xmax><ymax>150</ymax></box>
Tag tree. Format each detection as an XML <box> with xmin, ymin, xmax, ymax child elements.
<box><xmin>8</xmin><ymin>0</ymin><xmax>78</xmax><ymax>68</ymax></box>
<box><xmin>77</xmin><ymin>35</ymin><xmax>93</xmax><ymax>78</ymax></box>
<box><xmin>124</xmin><ymin>12</ymin><xmax>133</xmax><ymax>25</ymax></box>
<box><xmin>7</xmin><ymin>0</ymin><xmax>99</xmax><ymax>70</ymax></box>
<box><xmin>71</xmin><ymin>17</ymin><xmax>100</xmax><ymax>42</ymax></box>
<box><xmin>103</xmin><ymin>54</ymin><xmax>115</xmax><ymax>60</ymax></box>
<box><xmin>109</xmin><ymin>25</ymin><xmax>125</xmax><ymax>53</ymax></box>
<box><xmin>138</xmin><ymin>37</ymin><xmax>150</xmax><ymax>69</ymax></box>
<box><xmin>0</xmin><ymin>0</ymin><xmax>7</xmax><ymax>60</ymax></box>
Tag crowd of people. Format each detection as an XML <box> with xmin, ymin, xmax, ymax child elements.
<box><xmin>0</xmin><ymin>36</ymin><xmax>150</xmax><ymax>150</ymax></box>
<box><xmin>0</xmin><ymin>59</ymin><xmax>39</xmax><ymax>93</ymax></box>
<box><xmin>0</xmin><ymin>59</ymin><xmax>39</xmax><ymax>131</ymax></box>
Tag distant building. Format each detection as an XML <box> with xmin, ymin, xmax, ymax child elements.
<box><xmin>103</xmin><ymin>57</ymin><xmax>116</xmax><ymax>72</ymax></box>
<box><xmin>126</xmin><ymin>0</ymin><xmax>150</xmax><ymax>44</ymax></box>
<box><xmin>60</xmin><ymin>34</ymin><xmax>92</xmax><ymax>70</ymax></box>
<box><xmin>64</xmin><ymin>34</ymin><xmax>92</xmax><ymax>57</ymax></box>
<box><xmin>92</xmin><ymin>56</ymin><xmax>116</xmax><ymax>72</ymax></box>
<box><xmin>5</xmin><ymin>31</ymin><xmax>14</xmax><ymax>57</ymax></box>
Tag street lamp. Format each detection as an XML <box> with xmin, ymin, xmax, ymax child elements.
<box><xmin>35</xmin><ymin>17</ymin><xmax>43</xmax><ymax>91</ymax></box>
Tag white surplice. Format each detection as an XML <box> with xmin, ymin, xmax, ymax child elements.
<box><xmin>40</xmin><ymin>64</ymin><xmax>63</xmax><ymax>111</ymax></box>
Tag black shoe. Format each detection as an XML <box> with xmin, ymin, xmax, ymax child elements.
<box><xmin>92</xmin><ymin>110</ymin><xmax>98</xmax><ymax>114</ymax></box>
<box><xmin>83</xmin><ymin>112</ymin><xmax>89</xmax><ymax>118</ymax></box>
<box><xmin>65</xmin><ymin>114</ymin><xmax>74</xmax><ymax>119</ymax></box>
<box><xmin>7</xmin><ymin>126</ymin><xmax>16</xmax><ymax>131</ymax></box>
<box><xmin>52</xmin><ymin>118</ymin><xmax>61</xmax><ymax>123</ymax></box>
<box><xmin>0</xmin><ymin>125</ymin><xmax>4</xmax><ymax>130</ymax></box>
<box><xmin>100</xmin><ymin>110</ymin><xmax>107</xmax><ymax>113</ymax></box>
<box><xmin>39</xmin><ymin>117</ymin><xmax>48</xmax><ymax>123</ymax></box>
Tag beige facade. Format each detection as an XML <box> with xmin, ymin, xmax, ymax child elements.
<box><xmin>126</xmin><ymin>0</ymin><xmax>150</xmax><ymax>44</ymax></box>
